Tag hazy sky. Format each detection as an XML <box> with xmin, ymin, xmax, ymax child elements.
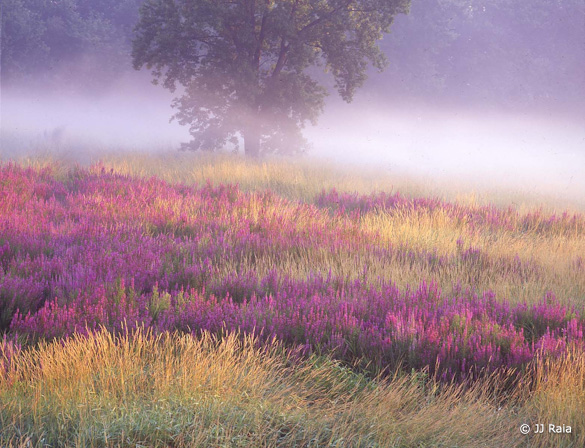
<box><xmin>3</xmin><ymin>84</ymin><xmax>583</xmax><ymax>203</ymax></box>
<box><xmin>309</xmin><ymin>97</ymin><xmax>585</xmax><ymax>199</ymax></box>
<box><xmin>1</xmin><ymin>0</ymin><xmax>584</xmax><ymax>202</ymax></box>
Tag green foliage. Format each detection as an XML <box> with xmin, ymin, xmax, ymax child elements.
<box><xmin>377</xmin><ymin>0</ymin><xmax>585</xmax><ymax>109</ymax></box>
<box><xmin>1</xmin><ymin>0</ymin><xmax>48</xmax><ymax>76</ymax></box>
<box><xmin>132</xmin><ymin>0</ymin><xmax>410</xmax><ymax>156</ymax></box>
<box><xmin>1</xmin><ymin>0</ymin><xmax>144</xmax><ymax>87</ymax></box>
<box><xmin>148</xmin><ymin>284</ymin><xmax>171</xmax><ymax>322</ymax></box>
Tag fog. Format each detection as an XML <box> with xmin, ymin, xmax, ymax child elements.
<box><xmin>1</xmin><ymin>0</ymin><xmax>584</xmax><ymax>205</ymax></box>
<box><xmin>308</xmin><ymin>98</ymin><xmax>585</xmax><ymax>201</ymax></box>
<box><xmin>1</xmin><ymin>76</ymin><xmax>190</xmax><ymax>159</ymax></box>
<box><xmin>3</xmin><ymin>84</ymin><xmax>583</xmax><ymax>204</ymax></box>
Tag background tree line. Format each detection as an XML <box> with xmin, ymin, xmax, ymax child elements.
<box><xmin>2</xmin><ymin>0</ymin><xmax>582</xmax><ymax>156</ymax></box>
<box><xmin>376</xmin><ymin>0</ymin><xmax>585</xmax><ymax>112</ymax></box>
<box><xmin>3</xmin><ymin>0</ymin><xmax>582</xmax><ymax>111</ymax></box>
<box><xmin>1</xmin><ymin>0</ymin><xmax>585</xmax><ymax>108</ymax></box>
<box><xmin>1</xmin><ymin>0</ymin><xmax>143</xmax><ymax>90</ymax></box>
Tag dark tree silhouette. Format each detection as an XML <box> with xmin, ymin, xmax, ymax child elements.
<box><xmin>132</xmin><ymin>0</ymin><xmax>410</xmax><ymax>156</ymax></box>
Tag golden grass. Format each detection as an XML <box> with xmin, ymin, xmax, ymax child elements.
<box><xmin>1</xmin><ymin>328</ymin><xmax>525</xmax><ymax>447</ymax></box>
<box><xmin>15</xmin><ymin>151</ymin><xmax>584</xmax><ymax>306</ymax></box>
<box><xmin>3</xmin><ymin>152</ymin><xmax>585</xmax><ymax>446</ymax></box>
<box><xmin>96</xmin><ymin>151</ymin><xmax>585</xmax><ymax>304</ymax></box>
<box><xmin>362</xmin><ymin>206</ymin><xmax>585</xmax><ymax>267</ymax></box>
<box><xmin>95</xmin><ymin>151</ymin><xmax>585</xmax><ymax>212</ymax></box>
<box><xmin>3</xmin><ymin>330</ymin><xmax>585</xmax><ymax>447</ymax></box>
<box><xmin>361</xmin><ymin>206</ymin><xmax>585</xmax><ymax>304</ymax></box>
<box><xmin>516</xmin><ymin>347</ymin><xmax>585</xmax><ymax>448</ymax></box>
<box><xmin>202</xmin><ymin>193</ymin><xmax>584</xmax><ymax>305</ymax></box>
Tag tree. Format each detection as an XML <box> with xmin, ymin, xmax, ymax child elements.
<box><xmin>132</xmin><ymin>0</ymin><xmax>410</xmax><ymax>156</ymax></box>
<box><xmin>1</xmin><ymin>0</ymin><xmax>48</xmax><ymax>80</ymax></box>
<box><xmin>1</xmin><ymin>0</ymin><xmax>144</xmax><ymax>88</ymax></box>
<box><xmin>374</xmin><ymin>0</ymin><xmax>585</xmax><ymax>111</ymax></box>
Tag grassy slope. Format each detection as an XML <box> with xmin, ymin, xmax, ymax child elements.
<box><xmin>1</xmin><ymin>328</ymin><xmax>520</xmax><ymax>448</ymax></box>
<box><xmin>102</xmin><ymin>152</ymin><xmax>585</xmax><ymax>305</ymax></box>
<box><xmin>1</xmin><ymin>153</ymin><xmax>584</xmax><ymax>447</ymax></box>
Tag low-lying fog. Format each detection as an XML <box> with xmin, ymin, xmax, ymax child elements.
<box><xmin>1</xmin><ymin>79</ymin><xmax>584</xmax><ymax>204</ymax></box>
<box><xmin>309</xmin><ymin>98</ymin><xmax>585</xmax><ymax>201</ymax></box>
<box><xmin>1</xmin><ymin>77</ymin><xmax>189</xmax><ymax>156</ymax></box>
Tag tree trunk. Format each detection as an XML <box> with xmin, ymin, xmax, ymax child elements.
<box><xmin>244</xmin><ymin>126</ymin><xmax>261</xmax><ymax>158</ymax></box>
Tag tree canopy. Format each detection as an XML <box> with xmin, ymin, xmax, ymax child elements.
<box><xmin>376</xmin><ymin>0</ymin><xmax>585</xmax><ymax>111</ymax></box>
<box><xmin>132</xmin><ymin>0</ymin><xmax>410</xmax><ymax>156</ymax></box>
<box><xmin>2</xmin><ymin>0</ymin><xmax>582</xmax><ymax>140</ymax></box>
<box><xmin>1</xmin><ymin>0</ymin><xmax>142</xmax><ymax>89</ymax></box>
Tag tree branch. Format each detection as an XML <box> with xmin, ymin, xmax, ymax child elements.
<box><xmin>297</xmin><ymin>0</ymin><xmax>354</xmax><ymax>37</ymax></box>
<box><xmin>254</xmin><ymin>11</ymin><xmax>268</xmax><ymax>68</ymax></box>
<box><xmin>271</xmin><ymin>38</ymin><xmax>289</xmax><ymax>79</ymax></box>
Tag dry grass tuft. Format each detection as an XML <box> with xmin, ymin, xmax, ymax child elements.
<box><xmin>515</xmin><ymin>347</ymin><xmax>585</xmax><ymax>448</ymax></box>
<box><xmin>1</xmin><ymin>328</ymin><xmax>525</xmax><ymax>447</ymax></box>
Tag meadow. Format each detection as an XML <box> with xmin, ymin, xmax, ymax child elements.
<box><xmin>1</xmin><ymin>152</ymin><xmax>584</xmax><ymax>447</ymax></box>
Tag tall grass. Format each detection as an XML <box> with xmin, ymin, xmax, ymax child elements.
<box><xmin>519</xmin><ymin>347</ymin><xmax>585</xmax><ymax>448</ymax></box>
<box><xmin>3</xmin><ymin>328</ymin><xmax>584</xmax><ymax>447</ymax></box>
<box><xmin>95</xmin><ymin>152</ymin><xmax>585</xmax><ymax>302</ymax></box>
<box><xmin>1</xmin><ymin>327</ymin><xmax>522</xmax><ymax>447</ymax></box>
<box><xmin>96</xmin><ymin>151</ymin><xmax>585</xmax><ymax>212</ymax></box>
<box><xmin>1</xmin><ymin>153</ymin><xmax>584</xmax><ymax>446</ymax></box>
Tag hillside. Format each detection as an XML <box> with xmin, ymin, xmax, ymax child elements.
<box><xmin>1</xmin><ymin>156</ymin><xmax>584</xmax><ymax>447</ymax></box>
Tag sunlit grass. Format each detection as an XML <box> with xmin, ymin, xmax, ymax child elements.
<box><xmin>361</xmin><ymin>206</ymin><xmax>585</xmax><ymax>304</ymax></box>
<box><xmin>1</xmin><ymin>327</ymin><xmax>523</xmax><ymax>447</ymax></box>
<box><xmin>2</xmin><ymin>152</ymin><xmax>585</xmax><ymax>446</ymax></box>
<box><xmin>96</xmin><ymin>151</ymin><xmax>585</xmax><ymax>211</ymax></box>
<box><xmin>518</xmin><ymin>347</ymin><xmax>585</xmax><ymax>448</ymax></box>
<box><xmin>96</xmin><ymin>152</ymin><xmax>585</xmax><ymax>303</ymax></box>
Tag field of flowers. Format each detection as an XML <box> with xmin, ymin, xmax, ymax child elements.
<box><xmin>1</xmin><ymin>157</ymin><xmax>585</xmax><ymax>447</ymax></box>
